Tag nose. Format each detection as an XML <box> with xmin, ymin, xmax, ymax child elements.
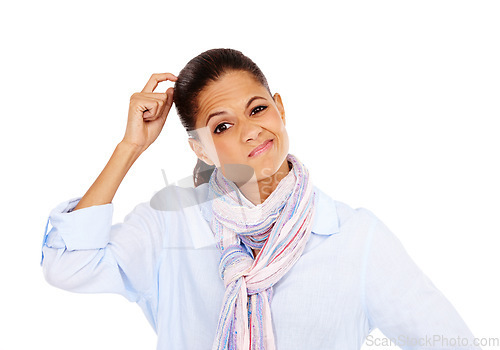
<box><xmin>240</xmin><ymin>119</ymin><xmax>262</xmax><ymax>143</ymax></box>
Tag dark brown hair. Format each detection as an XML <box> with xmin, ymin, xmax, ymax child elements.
<box><xmin>173</xmin><ymin>48</ymin><xmax>273</xmax><ymax>187</ymax></box>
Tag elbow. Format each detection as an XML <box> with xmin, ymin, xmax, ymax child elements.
<box><xmin>41</xmin><ymin>246</ymin><xmax>104</xmax><ymax>291</ymax></box>
<box><xmin>41</xmin><ymin>249</ymin><xmax>74</xmax><ymax>289</ymax></box>
<box><xmin>42</xmin><ymin>260</ymin><xmax>66</xmax><ymax>289</ymax></box>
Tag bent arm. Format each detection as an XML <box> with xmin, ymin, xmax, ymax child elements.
<box><xmin>73</xmin><ymin>140</ymin><xmax>143</xmax><ymax>211</ymax></box>
<box><xmin>41</xmin><ymin>140</ymin><xmax>161</xmax><ymax>302</ymax></box>
<box><xmin>41</xmin><ymin>196</ymin><xmax>164</xmax><ymax>303</ymax></box>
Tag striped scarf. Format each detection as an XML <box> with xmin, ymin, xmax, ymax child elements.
<box><xmin>206</xmin><ymin>153</ymin><xmax>316</xmax><ymax>350</ymax></box>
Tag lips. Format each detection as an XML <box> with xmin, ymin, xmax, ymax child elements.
<box><xmin>248</xmin><ymin>139</ymin><xmax>273</xmax><ymax>157</ymax></box>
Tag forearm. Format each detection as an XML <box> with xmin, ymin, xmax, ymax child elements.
<box><xmin>73</xmin><ymin>141</ymin><xmax>143</xmax><ymax>210</ymax></box>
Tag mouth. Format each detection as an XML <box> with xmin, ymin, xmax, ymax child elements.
<box><xmin>248</xmin><ymin>139</ymin><xmax>274</xmax><ymax>158</ymax></box>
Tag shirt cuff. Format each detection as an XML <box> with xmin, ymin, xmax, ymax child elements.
<box><xmin>44</xmin><ymin>196</ymin><xmax>114</xmax><ymax>251</ymax></box>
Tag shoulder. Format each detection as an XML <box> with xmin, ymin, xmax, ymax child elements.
<box><xmin>312</xmin><ymin>184</ymin><xmax>379</xmax><ymax>240</ymax></box>
<box><xmin>148</xmin><ymin>183</ymin><xmax>208</xmax><ymax>212</ymax></box>
<box><xmin>131</xmin><ymin>183</ymin><xmax>215</xmax><ymax>249</ymax></box>
<box><xmin>119</xmin><ymin>183</ymin><xmax>209</xmax><ymax>233</ymax></box>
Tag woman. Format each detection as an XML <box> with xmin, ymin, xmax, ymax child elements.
<box><xmin>41</xmin><ymin>48</ymin><xmax>480</xmax><ymax>349</ymax></box>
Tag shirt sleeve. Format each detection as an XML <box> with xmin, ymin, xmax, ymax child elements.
<box><xmin>41</xmin><ymin>196</ymin><xmax>164</xmax><ymax>304</ymax></box>
<box><xmin>361</xmin><ymin>209</ymin><xmax>481</xmax><ymax>350</ymax></box>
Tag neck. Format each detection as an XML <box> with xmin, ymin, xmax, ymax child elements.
<box><xmin>237</xmin><ymin>157</ymin><xmax>291</xmax><ymax>205</ymax></box>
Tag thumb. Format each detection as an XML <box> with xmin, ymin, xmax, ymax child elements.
<box><xmin>166</xmin><ymin>87</ymin><xmax>175</xmax><ymax>106</ymax></box>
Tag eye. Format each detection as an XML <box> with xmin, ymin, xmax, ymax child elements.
<box><xmin>213</xmin><ymin>122</ymin><xmax>232</xmax><ymax>134</ymax></box>
<box><xmin>251</xmin><ymin>105</ymin><xmax>268</xmax><ymax>115</ymax></box>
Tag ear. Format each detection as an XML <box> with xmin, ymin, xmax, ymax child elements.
<box><xmin>273</xmin><ymin>92</ymin><xmax>286</xmax><ymax>126</ymax></box>
<box><xmin>188</xmin><ymin>138</ymin><xmax>215</xmax><ymax>166</ymax></box>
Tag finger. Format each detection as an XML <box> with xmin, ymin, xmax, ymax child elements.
<box><xmin>143</xmin><ymin>104</ymin><xmax>158</xmax><ymax>120</ymax></box>
<box><xmin>134</xmin><ymin>92</ymin><xmax>173</xmax><ymax>99</ymax></box>
<box><xmin>134</xmin><ymin>93</ymin><xmax>171</xmax><ymax>116</ymax></box>
<box><xmin>132</xmin><ymin>98</ymin><xmax>160</xmax><ymax>120</ymax></box>
<box><xmin>141</xmin><ymin>73</ymin><xmax>178</xmax><ymax>93</ymax></box>
<box><xmin>166</xmin><ymin>87</ymin><xmax>175</xmax><ymax>106</ymax></box>
<box><xmin>134</xmin><ymin>91</ymin><xmax>172</xmax><ymax>112</ymax></box>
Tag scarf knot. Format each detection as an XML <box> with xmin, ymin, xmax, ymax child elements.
<box><xmin>219</xmin><ymin>244</ymin><xmax>253</xmax><ymax>288</ymax></box>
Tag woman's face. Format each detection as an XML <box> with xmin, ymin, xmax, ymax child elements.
<box><xmin>189</xmin><ymin>70</ymin><xmax>289</xmax><ymax>183</ymax></box>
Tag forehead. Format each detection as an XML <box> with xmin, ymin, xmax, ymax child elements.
<box><xmin>195</xmin><ymin>70</ymin><xmax>268</xmax><ymax>123</ymax></box>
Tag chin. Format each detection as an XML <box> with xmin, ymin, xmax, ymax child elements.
<box><xmin>255</xmin><ymin>160</ymin><xmax>281</xmax><ymax>179</ymax></box>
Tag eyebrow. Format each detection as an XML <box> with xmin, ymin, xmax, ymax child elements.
<box><xmin>205</xmin><ymin>95</ymin><xmax>267</xmax><ymax>126</ymax></box>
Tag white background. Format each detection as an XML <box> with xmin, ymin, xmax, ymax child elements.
<box><xmin>1</xmin><ymin>0</ymin><xmax>499</xmax><ymax>349</ymax></box>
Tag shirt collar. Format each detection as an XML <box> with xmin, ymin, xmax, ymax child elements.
<box><xmin>197</xmin><ymin>183</ymin><xmax>340</xmax><ymax>235</ymax></box>
<box><xmin>311</xmin><ymin>185</ymin><xmax>340</xmax><ymax>236</ymax></box>
<box><xmin>185</xmin><ymin>182</ymin><xmax>340</xmax><ymax>249</ymax></box>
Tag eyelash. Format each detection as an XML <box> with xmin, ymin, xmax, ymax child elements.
<box><xmin>213</xmin><ymin>105</ymin><xmax>268</xmax><ymax>134</ymax></box>
<box><xmin>251</xmin><ymin>105</ymin><xmax>267</xmax><ymax>115</ymax></box>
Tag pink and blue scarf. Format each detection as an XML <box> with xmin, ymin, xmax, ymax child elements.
<box><xmin>206</xmin><ymin>153</ymin><xmax>316</xmax><ymax>350</ymax></box>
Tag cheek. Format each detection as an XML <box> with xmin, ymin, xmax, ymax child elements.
<box><xmin>270</xmin><ymin>112</ymin><xmax>286</xmax><ymax>130</ymax></box>
<box><xmin>273</xmin><ymin>117</ymin><xmax>288</xmax><ymax>139</ymax></box>
<box><xmin>276</xmin><ymin>122</ymin><xmax>289</xmax><ymax>152</ymax></box>
<box><xmin>280</xmin><ymin>130</ymin><xmax>289</xmax><ymax>151</ymax></box>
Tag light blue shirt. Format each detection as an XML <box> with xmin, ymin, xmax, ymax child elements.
<box><xmin>40</xmin><ymin>183</ymin><xmax>480</xmax><ymax>349</ymax></box>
